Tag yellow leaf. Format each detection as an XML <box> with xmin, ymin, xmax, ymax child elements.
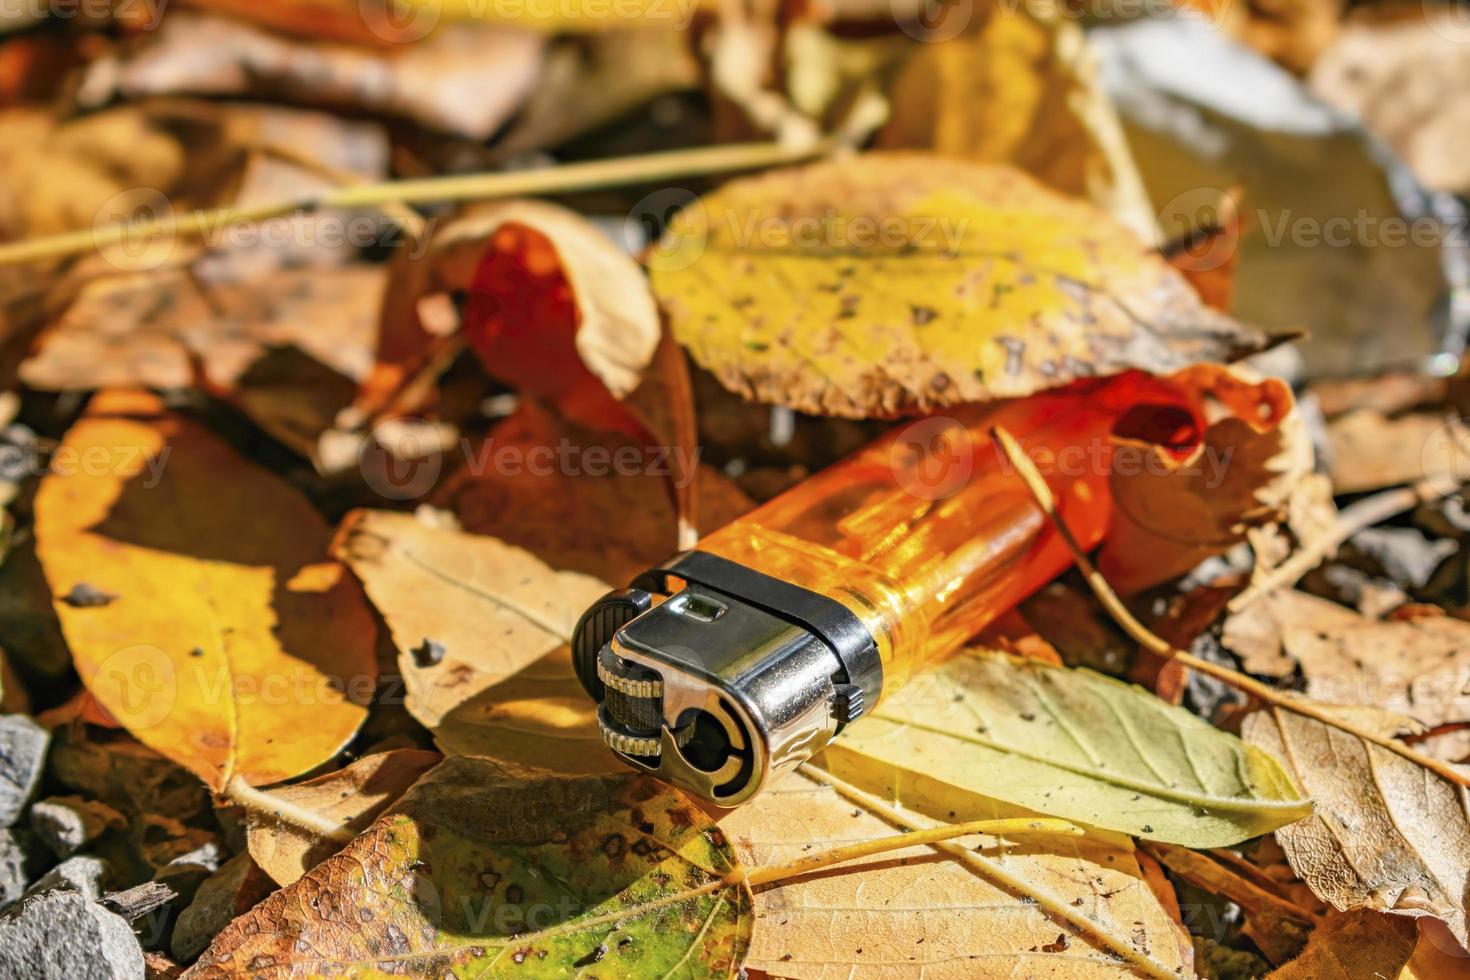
<box><xmin>651</xmin><ymin>153</ymin><xmax>1261</xmax><ymax>417</ymax></box>
<box><xmin>877</xmin><ymin>4</ymin><xmax>1156</xmax><ymax>236</ymax></box>
<box><xmin>822</xmin><ymin>649</ymin><xmax>1311</xmax><ymax>847</ymax></box>
<box><xmin>34</xmin><ymin>390</ymin><xmax>377</xmax><ymax>791</ymax></box>
<box><xmin>333</xmin><ymin>508</ymin><xmax>621</xmax><ymax>773</ymax></box>
<box><xmin>189</xmin><ymin>758</ymin><xmax>752</xmax><ymax>979</ymax></box>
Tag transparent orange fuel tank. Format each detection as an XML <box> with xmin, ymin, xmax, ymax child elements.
<box><xmin>575</xmin><ymin>372</ymin><xmax>1203</xmax><ymax>805</ymax></box>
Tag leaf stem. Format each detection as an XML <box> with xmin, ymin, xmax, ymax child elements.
<box><xmin>0</xmin><ymin>140</ymin><xmax>830</xmax><ymax>268</ymax></box>
<box><xmin>1227</xmin><ymin>472</ymin><xmax>1461</xmax><ymax>613</ymax></box>
<box><xmin>734</xmin><ymin>816</ymin><xmax>1082</xmax><ymax>888</ymax></box>
<box><xmin>989</xmin><ymin>425</ymin><xmax>1470</xmax><ymax>791</ymax></box>
<box><xmin>790</xmin><ymin>764</ymin><xmax>1183</xmax><ymax>980</ymax></box>
<box><xmin>225</xmin><ymin>776</ymin><xmax>356</xmax><ymax>843</ymax></box>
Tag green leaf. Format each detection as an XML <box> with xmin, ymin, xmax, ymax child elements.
<box><xmin>819</xmin><ymin>650</ymin><xmax>1311</xmax><ymax>847</ymax></box>
<box><xmin>184</xmin><ymin>757</ymin><xmax>752</xmax><ymax>978</ymax></box>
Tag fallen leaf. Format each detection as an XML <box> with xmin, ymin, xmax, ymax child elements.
<box><xmin>246</xmin><ymin>748</ymin><xmax>441</xmax><ymax>886</ymax></box>
<box><xmin>1098</xmin><ymin>364</ymin><xmax>1308</xmax><ymax>594</ymax></box>
<box><xmin>79</xmin><ymin>14</ymin><xmax>545</xmax><ymax>141</ymax></box>
<box><xmin>820</xmin><ymin>649</ymin><xmax>1311</xmax><ymax>848</ymax></box>
<box><xmin>21</xmin><ymin>264</ymin><xmax>383</xmax><ymax>393</ymax></box>
<box><xmin>1142</xmin><ymin>841</ymin><xmax>1313</xmax><ymax>964</ymax></box>
<box><xmin>1264</xmin><ymin>909</ymin><xmax>1417</xmax><ymax>980</ymax></box>
<box><xmin>650</xmin><ymin>152</ymin><xmax>1262</xmax><ymax>417</ymax></box>
<box><xmin>1243</xmin><ymin>705</ymin><xmax>1470</xmax><ymax>947</ymax></box>
<box><xmin>1327</xmin><ymin>410</ymin><xmax>1470</xmax><ymax>495</ymax></box>
<box><xmin>1224</xmin><ymin>591</ymin><xmax>1470</xmax><ymax>749</ymax></box>
<box><xmin>33</xmin><ymin>390</ymin><xmax>378</xmax><ymax>791</ymax></box>
<box><xmin>332</xmin><ymin>508</ymin><xmax>619</xmax><ymax>772</ymax></box>
<box><xmin>187</xmin><ymin>757</ymin><xmax>752</xmax><ymax>978</ymax></box>
<box><xmin>369</xmin><ymin>199</ymin><xmax>658</xmax><ymax>417</ymax></box>
<box><xmin>724</xmin><ymin>767</ymin><xmax>1192</xmax><ymax>979</ymax></box>
<box><xmin>877</xmin><ymin>8</ymin><xmax>1157</xmax><ymax>237</ymax></box>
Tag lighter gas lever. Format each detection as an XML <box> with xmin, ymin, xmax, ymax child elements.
<box><xmin>573</xmin><ymin>373</ymin><xmax>1201</xmax><ymax>806</ymax></box>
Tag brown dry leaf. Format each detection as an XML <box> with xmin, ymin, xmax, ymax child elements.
<box><xmin>1310</xmin><ymin>15</ymin><xmax>1470</xmax><ymax>195</ymax></box>
<box><xmin>245</xmin><ymin>748</ymin><xmax>441</xmax><ymax>886</ymax></box>
<box><xmin>1225</xmin><ymin>592</ymin><xmax>1470</xmax><ymax>759</ymax></box>
<box><xmin>79</xmin><ymin>14</ymin><xmax>545</xmax><ymax>141</ymax></box>
<box><xmin>1327</xmin><ymin>410</ymin><xmax>1470</xmax><ymax>495</ymax></box>
<box><xmin>650</xmin><ymin>152</ymin><xmax>1262</xmax><ymax>418</ymax></box>
<box><xmin>877</xmin><ymin>6</ymin><xmax>1156</xmax><ymax>237</ymax></box>
<box><xmin>1142</xmin><ymin>841</ymin><xmax>1313</xmax><ymax>965</ymax></box>
<box><xmin>1265</xmin><ymin>909</ymin><xmax>1417</xmax><ymax>980</ymax></box>
<box><xmin>332</xmin><ymin>507</ymin><xmax>620</xmax><ymax>772</ymax></box>
<box><xmin>435</xmin><ymin>401</ymin><xmax>753</xmax><ymax>585</ymax></box>
<box><xmin>33</xmin><ymin>390</ymin><xmax>378</xmax><ymax>791</ymax></box>
<box><xmin>724</xmin><ymin>768</ymin><xmax>1192</xmax><ymax>979</ymax></box>
<box><xmin>1242</xmin><ymin>705</ymin><xmax>1470</xmax><ymax>947</ymax></box>
<box><xmin>0</xmin><ymin>106</ymin><xmax>185</xmax><ymax>242</ymax></box>
<box><xmin>21</xmin><ymin>263</ymin><xmax>382</xmax><ymax>393</ymax></box>
<box><xmin>188</xmin><ymin>758</ymin><xmax>751</xmax><ymax>979</ymax></box>
<box><xmin>1098</xmin><ymin>364</ymin><xmax>1309</xmax><ymax>594</ymax></box>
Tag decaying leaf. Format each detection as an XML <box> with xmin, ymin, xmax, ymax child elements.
<box><xmin>650</xmin><ymin>153</ymin><xmax>1262</xmax><ymax>417</ymax></box>
<box><xmin>1264</xmin><ymin>909</ymin><xmax>1417</xmax><ymax>980</ymax></box>
<box><xmin>33</xmin><ymin>390</ymin><xmax>378</xmax><ymax>791</ymax></box>
<box><xmin>1097</xmin><ymin>364</ymin><xmax>1308</xmax><ymax>594</ymax></box>
<box><xmin>724</xmin><ymin>768</ymin><xmax>1192</xmax><ymax>979</ymax></box>
<box><xmin>1224</xmin><ymin>591</ymin><xmax>1470</xmax><ymax>747</ymax></box>
<box><xmin>79</xmin><ymin>14</ymin><xmax>545</xmax><ymax>142</ymax></box>
<box><xmin>246</xmin><ymin>748</ymin><xmax>441</xmax><ymax>886</ymax></box>
<box><xmin>1326</xmin><ymin>410</ymin><xmax>1470</xmax><ymax>495</ymax></box>
<box><xmin>877</xmin><ymin>6</ymin><xmax>1156</xmax><ymax>237</ymax></box>
<box><xmin>21</xmin><ymin>264</ymin><xmax>382</xmax><ymax>394</ymax></box>
<box><xmin>1243</xmin><ymin>705</ymin><xmax>1470</xmax><ymax>947</ymax></box>
<box><xmin>332</xmin><ymin>508</ymin><xmax>618</xmax><ymax>771</ymax></box>
<box><xmin>188</xmin><ymin>757</ymin><xmax>752</xmax><ymax>978</ymax></box>
<box><xmin>821</xmin><ymin>649</ymin><xmax>1310</xmax><ymax>848</ymax></box>
<box><xmin>1142</xmin><ymin>841</ymin><xmax>1313</xmax><ymax>965</ymax></box>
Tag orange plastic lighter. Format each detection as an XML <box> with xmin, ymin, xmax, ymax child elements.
<box><xmin>573</xmin><ymin>372</ymin><xmax>1200</xmax><ymax>805</ymax></box>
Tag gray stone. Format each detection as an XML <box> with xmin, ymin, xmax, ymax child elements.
<box><xmin>26</xmin><ymin>854</ymin><xmax>108</xmax><ymax>902</ymax></box>
<box><xmin>0</xmin><ymin>826</ymin><xmax>49</xmax><ymax>910</ymax></box>
<box><xmin>0</xmin><ymin>889</ymin><xmax>144</xmax><ymax>979</ymax></box>
<box><xmin>169</xmin><ymin>853</ymin><xmax>273</xmax><ymax>963</ymax></box>
<box><xmin>30</xmin><ymin>796</ymin><xmax>125</xmax><ymax>859</ymax></box>
<box><xmin>1089</xmin><ymin>16</ymin><xmax>1464</xmax><ymax>378</ymax></box>
<box><xmin>0</xmin><ymin>715</ymin><xmax>48</xmax><ymax>826</ymax></box>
